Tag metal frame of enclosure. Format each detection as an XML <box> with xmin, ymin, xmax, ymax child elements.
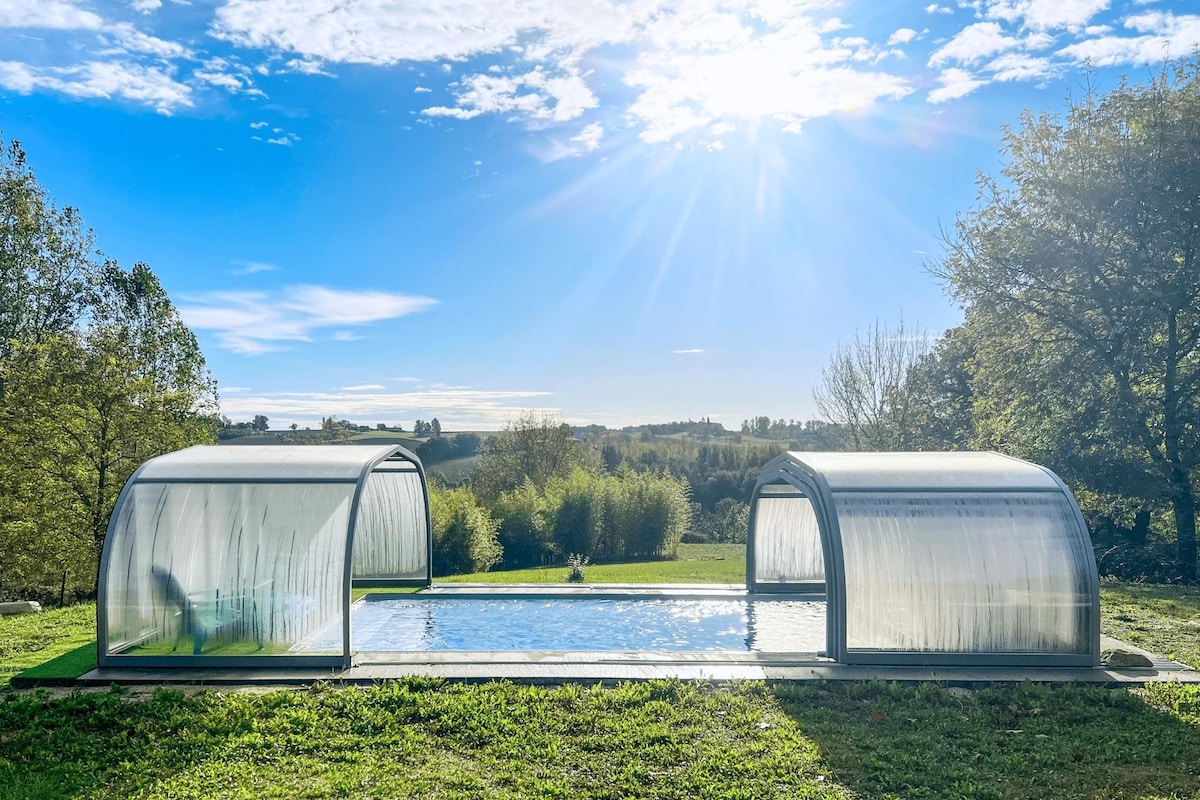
<box><xmin>97</xmin><ymin>445</ymin><xmax>432</xmax><ymax>669</ymax></box>
<box><xmin>747</xmin><ymin>452</ymin><xmax>1101</xmax><ymax>668</ymax></box>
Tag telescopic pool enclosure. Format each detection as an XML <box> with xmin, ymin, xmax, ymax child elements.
<box><xmin>98</xmin><ymin>445</ymin><xmax>431</xmax><ymax>668</ymax></box>
<box><xmin>749</xmin><ymin>451</ymin><xmax>1100</xmax><ymax>667</ymax></box>
<box><xmin>97</xmin><ymin>447</ymin><xmax>1100</xmax><ymax>670</ymax></box>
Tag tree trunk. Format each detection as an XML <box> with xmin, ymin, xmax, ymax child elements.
<box><xmin>1171</xmin><ymin>475</ymin><xmax>1198</xmax><ymax>583</ymax></box>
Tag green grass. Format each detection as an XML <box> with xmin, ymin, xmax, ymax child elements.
<box><xmin>1</xmin><ymin>680</ymin><xmax>1199</xmax><ymax>799</ymax></box>
<box><xmin>0</xmin><ymin>605</ymin><xmax>95</xmax><ymax>689</ymax></box>
<box><xmin>3</xmin><ymin>577</ymin><xmax>1200</xmax><ymax>798</ymax></box>
<box><xmin>10</xmin><ymin>643</ymin><xmax>96</xmax><ymax>685</ymax></box>
<box><xmin>1100</xmin><ymin>581</ymin><xmax>1200</xmax><ymax>668</ymax></box>
<box><xmin>440</xmin><ymin>543</ymin><xmax>747</xmax><ymax>584</ymax></box>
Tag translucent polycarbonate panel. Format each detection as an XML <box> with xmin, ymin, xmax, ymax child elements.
<box><xmin>138</xmin><ymin>444</ymin><xmax>397</xmax><ymax>481</ymax></box>
<box><xmin>104</xmin><ymin>482</ymin><xmax>354</xmax><ymax>657</ymax></box>
<box><xmin>753</xmin><ymin>496</ymin><xmax>825</xmax><ymax>584</ymax></box>
<box><xmin>790</xmin><ymin>451</ymin><xmax>1058</xmax><ymax>491</ymax></box>
<box><xmin>352</xmin><ymin>470</ymin><xmax>428</xmax><ymax>581</ymax></box>
<box><xmin>835</xmin><ymin>492</ymin><xmax>1091</xmax><ymax>654</ymax></box>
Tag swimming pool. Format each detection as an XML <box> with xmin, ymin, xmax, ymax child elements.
<box><xmin>297</xmin><ymin>595</ymin><xmax>827</xmax><ymax>653</ymax></box>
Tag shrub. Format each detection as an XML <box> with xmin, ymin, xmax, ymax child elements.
<box><xmin>493</xmin><ymin>480</ymin><xmax>556</xmax><ymax>569</ymax></box>
<box><xmin>428</xmin><ymin>485</ymin><xmax>502</xmax><ymax>576</ymax></box>
<box><xmin>565</xmin><ymin>553</ymin><xmax>588</xmax><ymax>583</ymax></box>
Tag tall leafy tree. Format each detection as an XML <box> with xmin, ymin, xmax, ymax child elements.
<box><xmin>473</xmin><ymin>412</ymin><xmax>599</xmax><ymax>501</ymax></box>
<box><xmin>0</xmin><ymin>137</ymin><xmax>218</xmax><ymax>601</ymax></box>
<box><xmin>0</xmin><ymin>139</ymin><xmax>99</xmax><ymax>364</ymax></box>
<box><xmin>933</xmin><ymin>63</ymin><xmax>1200</xmax><ymax>580</ymax></box>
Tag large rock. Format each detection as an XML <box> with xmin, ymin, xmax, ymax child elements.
<box><xmin>0</xmin><ymin>600</ymin><xmax>42</xmax><ymax>615</ymax></box>
<box><xmin>1101</xmin><ymin>647</ymin><xmax>1154</xmax><ymax>669</ymax></box>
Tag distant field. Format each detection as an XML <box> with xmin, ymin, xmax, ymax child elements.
<box><xmin>440</xmin><ymin>543</ymin><xmax>746</xmax><ymax>584</ymax></box>
<box><xmin>426</xmin><ymin>455</ymin><xmax>479</xmax><ymax>483</ymax></box>
<box><xmin>349</xmin><ymin>431</ymin><xmax>419</xmax><ymax>442</ymax></box>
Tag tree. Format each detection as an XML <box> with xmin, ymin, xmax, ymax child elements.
<box><xmin>812</xmin><ymin>315</ymin><xmax>931</xmax><ymax>451</ymax></box>
<box><xmin>0</xmin><ymin>137</ymin><xmax>218</xmax><ymax>602</ymax></box>
<box><xmin>904</xmin><ymin>323</ymin><xmax>977</xmax><ymax>450</ymax></box>
<box><xmin>473</xmin><ymin>412</ymin><xmax>599</xmax><ymax>501</ymax></box>
<box><xmin>0</xmin><ymin>330</ymin><xmax>215</xmax><ymax>601</ymax></box>
<box><xmin>933</xmin><ymin>62</ymin><xmax>1200</xmax><ymax>580</ymax></box>
<box><xmin>0</xmin><ymin>139</ymin><xmax>99</xmax><ymax>366</ymax></box>
<box><xmin>430</xmin><ymin>417</ymin><xmax>442</xmax><ymax>438</ymax></box>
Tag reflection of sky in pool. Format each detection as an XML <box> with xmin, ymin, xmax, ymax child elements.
<box><xmin>296</xmin><ymin>597</ymin><xmax>826</xmax><ymax>652</ymax></box>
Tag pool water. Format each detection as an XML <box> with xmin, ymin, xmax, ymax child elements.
<box><xmin>297</xmin><ymin>596</ymin><xmax>827</xmax><ymax>653</ymax></box>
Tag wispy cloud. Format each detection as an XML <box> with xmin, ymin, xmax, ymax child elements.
<box><xmin>219</xmin><ymin>386</ymin><xmax>557</xmax><ymax>429</ymax></box>
<box><xmin>672</xmin><ymin>348</ymin><xmax>706</xmax><ymax>355</ymax></box>
<box><xmin>341</xmin><ymin>384</ymin><xmax>386</xmax><ymax>391</ymax></box>
<box><xmin>178</xmin><ymin>284</ymin><xmax>437</xmax><ymax>355</ymax></box>
<box><xmin>230</xmin><ymin>259</ymin><xmax>278</xmax><ymax>275</ymax></box>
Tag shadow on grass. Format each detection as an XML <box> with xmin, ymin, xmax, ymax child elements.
<box><xmin>0</xmin><ymin>687</ymin><xmax>231</xmax><ymax>800</ymax></box>
<box><xmin>774</xmin><ymin>681</ymin><xmax>1200</xmax><ymax>800</ymax></box>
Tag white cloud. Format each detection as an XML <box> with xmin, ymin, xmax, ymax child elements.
<box><xmin>1059</xmin><ymin>12</ymin><xmax>1200</xmax><ymax>66</ymax></box>
<box><xmin>0</xmin><ymin>59</ymin><xmax>192</xmax><ymax>113</ymax></box>
<box><xmin>888</xmin><ymin>28</ymin><xmax>917</xmax><ymax>45</ymax></box>
<box><xmin>570</xmin><ymin>121</ymin><xmax>603</xmax><ymax>152</ymax></box>
<box><xmin>672</xmin><ymin>348</ymin><xmax>705</xmax><ymax>354</ymax></box>
<box><xmin>424</xmin><ymin>67</ymin><xmax>598</xmax><ymax>123</ymax></box>
<box><xmin>215</xmin><ymin>1</ymin><xmax>909</xmax><ymax>142</ymax></box>
<box><xmin>250</xmin><ymin>120</ymin><xmax>269</xmax><ymax>128</ymax></box>
<box><xmin>929</xmin><ymin>22</ymin><xmax>1035</xmax><ymax>67</ymax></box>
<box><xmin>987</xmin><ymin>52</ymin><xmax>1052</xmax><ymax>81</ymax></box>
<box><xmin>332</xmin><ymin>330</ymin><xmax>362</xmax><ymax>341</ymax></box>
<box><xmin>925</xmin><ymin>4</ymin><xmax>954</xmax><ymax>13</ymax></box>
<box><xmin>230</xmin><ymin>259</ymin><xmax>278</xmax><ymax>274</ymax></box>
<box><xmin>984</xmin><ymin>0</ymin><xmax>1109</xmax><ymax>31</ymax></box>
<box><xmin>0</xmin><ymin>0</ymin><xmax>103</xmax><ymax>30</ymax></box>
<box><xmin>532</xmin><ymin>120</ymin><xmax>605</xmax><ymax>161</ymax></box>
<box><xmin>131</xmin><ymin>0</ymin><xmax>163</xmax><ymax>13</ymax></box>
<box><xmin>178</xmin><ymin>284</ymin><xmax>437</xmax><ymax>354</ymax></box>
<box><xmin>280</xmin><ymin>57</ymin><xmax>331</xmax><ymax>76</ymax></box>
<box><xmin>928</xmin><ymin>67</ymin><xmax>987</xmax><ymax>102</ymax></box>
<box><xmin>341</xmin><ymin>384</ymin><xmax>386</xmax><ymax>391</ymax></box>
<box><xmin>218</xmin><ymin>387</ymin><xmax>557</xmax><ymax>429</ymax></box>
<box><xmin>266</xmin><ymin>134</ymin><xmax>298</xmax><ymax>145</ymax></box>
<box><xmin>414</xmin><ymin>85</ymin><xmax>432</xmax><ymax>92</ymax></box>
<box><xmin>104</xmin><ymin>22</ymin><xmax>191</xmax><ymax>57</ymax></box>
<box><xmin>211</xmin><ymin>0</ymin><xmax>644</xmax><ymax>65</ymax></box>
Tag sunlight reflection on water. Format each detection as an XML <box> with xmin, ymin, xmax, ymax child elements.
<box><xmin>297</xmin><ymin>597</ymin><xmax>826</xmax><ymax>652</ymax></box>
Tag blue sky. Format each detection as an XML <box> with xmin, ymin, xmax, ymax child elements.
<box><xmin>2</xmin><ymin>0</ymin><xmax>1197</xmax><ymax>430</ymax></box>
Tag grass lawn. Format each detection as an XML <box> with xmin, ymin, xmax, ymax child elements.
<box><xmin>441</xmin><ymin>543</ymin><xmax>747</xmax><ymax>584</ymax></box>
<box><xmin>0</xmin><ymin>605</ymin><xmax>95</xmax><ymax>689</ymax></box>
<box><xmin>1101</xmin><ymin>581</ymin><xmax>1200</xmax><ymax>668</ymax></box>
<box><xmin>0</xmin><ymin>679</ymin><xmax>1198</xmax><ymax>799</ymax></box>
